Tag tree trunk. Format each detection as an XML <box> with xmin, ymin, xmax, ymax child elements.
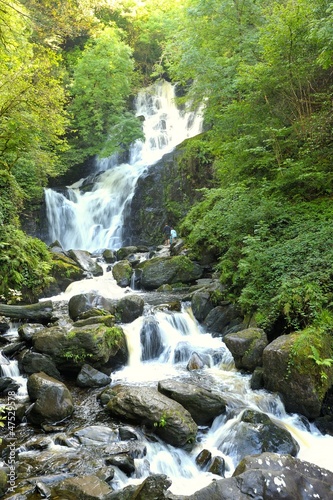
<box><xmin>0</xmin><ymin>301</ymin><xmax>53</xmax><ymax>323</ymax></box>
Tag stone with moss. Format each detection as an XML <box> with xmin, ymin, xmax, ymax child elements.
<box><xmin>263</xmin><ymin>332</ymin><xmax>333</xmax><ymax>418</ymax></box>
<box><xmin>138</xmin><ymin>255</ymin><xmax>203</xmax><ymax>290</ymax></box>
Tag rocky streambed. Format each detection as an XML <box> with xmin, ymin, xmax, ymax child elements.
<box><xmin>0</xmin><ymin>246</ymin><xmax>333</xmax><ymax>499</ymax></box>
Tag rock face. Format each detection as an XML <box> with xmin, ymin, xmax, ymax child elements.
<box><xmin>105</xmin><ymin>384</ymin><xmax>198</xmax><ymax>450</ymax></box>
<box><xmin>138</xmin><ymin>255</ymin><xmax>203</xmax><ymax>290</ymax></box>
<box><xmin>263</xmin><ymin>333</ymin><xmax>333</xmax><ymax>418</ymax></box>
<box><xmin>26</xmin><ymin>372</ymin><xmax>74</xmax><ymax>425</ymax></box>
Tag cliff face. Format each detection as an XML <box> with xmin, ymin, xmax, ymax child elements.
<box><xmin>123</xmin><ymin>136</ymin><xmax>214</xmax><ymax>248</ymax></box>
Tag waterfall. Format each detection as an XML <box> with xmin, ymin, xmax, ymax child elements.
<box><xmin>44</xmin><ymin>81</ymin><xmax>203</xmax><ymax>252</ymax></box>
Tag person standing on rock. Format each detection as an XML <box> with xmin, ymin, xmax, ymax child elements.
<box><xmin>170</xmin><ymin>227</ymin><xmax>177</xmax><ymax>245</ymax></box>
<box><xmin>163</xmin><ymin>224</ymin><xmax>171</xmax><ymax>245</ymax></box>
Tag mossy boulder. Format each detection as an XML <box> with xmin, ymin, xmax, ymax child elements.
<box><xmin>263</xmin><ymin>333</ymin><xmax>333</xmax><ymax>418</ymax></box>
<box><xmin>106</xmin><ymin>384</ymin><xmax>197</xmax><ymax>450</ymax></box>
<box><xmin>32</xmin><ymin>324</ymin><xmax>128</xmax><ymax>375</ymax></box>
<box><xmin>42</xmin><ymin>253</ymin><xmax>85</xmax><ymax>297</ymax></box>
<box><xmin>138</xmin><ymin>255</ymin><xmax>203</xmax><ymax>290</ymax></box>
<box><xmin>112</xmin><ymin>260</ymin><xmax>133</xmax><ymax>287</ymax></box>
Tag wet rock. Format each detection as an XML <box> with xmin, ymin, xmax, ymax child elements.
<box><xmin>191</xmin><ymin>291</ymin><xmax>214</xmax><ymax>323</ymax></box>
<box><xmin>52</xmin><ymin>474</ymin><xmax>112</xmax><ymax>499</ymax></box>
<box><xmin>19</xmin><ymin>351</ymin><xmax>62</xmax><ymax>380</ymax></box>
<box><xmin>67</xmin><ymin>249</ymin><xmax>104</xmax><ymax>276</ymax></box>
<box><xmin>208</xmin><ymin>456</ymin><xmax>225</xmax><ymax>477</ymax></box>
<box><xmin>222</xmin><ymin>409</ymin><xmax>300</xmax><ymax>465</ymax></box>
<box><xmin>18</xmin><ymin>323</ymin><xmax>45</xmax><ymax>342</ymax></box>
<box><xmin>158</xmin><ymin>379</ymin><xmax>227</xmax><ymax>425</ymax></box>
<box><xmin>26</xmin><ymin>372</ymin><xmax>74</xmax><ymax>425</ymax></box>
<box><xmin>113</xmin><ymin>260</ymin><xmax>133</xmax><ymax>288</ymax></box>
<box><xmin>183</xmin><ymin>452</ymin><xmax>333</xmax><ymax>500</ymax></box>
<box><xmin>106</xmin><ymin>384</ymin><xmax>197</xmax><ymax>450</ymax></box>
<box><xmin>263</xmin><ymin>333</ymin><xmax>333</xmax><ymax>418</ymax></box>
<box><xmin>105</xmin><ymin>455</ymin><xmax>135</xmax><ymax>476</ymax></box>
<box><xmin>117</xmin><ymin>295</ymin><xmax>144</xmax><ymax>323</ymax></box>
<box><xmin>223</xmin><ymin>328</ymin><xmax>268</xmax><ymax>372</ymax></box>
<box><xmin>32</xmin><ymin>322</ymin><xmax>128</xmax><ymax>374</ymax></box>
<box><xmin>0</xmin><ymin>377</ymin><xmax>20</xmax><ymax>395</ymax></box>
<box><xmin>119</xmin><ymin>426</ymin><xmax>138</xmax><ymax>441</ymax></box>
<box><xmin>186</xmin><ymin>352</ymin><xmax>205</xmax><ymax>370</ymax></box>
<box><xmin>68</xmin><ymin>293</ymin><xmax>117</xmax><ymax>321</ymax></box>
<box><xmin>138</xmin><ymin>255</ymin><xmax>203</xmax><ymax>290</ymax></box>
<box><xmin>195</xmin><ymin>449</ymin><xmax>212</xmax><ymax>469</ymax></box>
<box><xmin>203</xmin><ymin>304</ymin><xmax>244</xmax><ymax>337</ymax></box>
<box><xmin>103</xmin><ymin>249</ymin><xmax>117</xmax><ymax>263</ymax></box>
<box><xmin>0</xmin><ymin>316</ymin><xmax>10</xmax><ymax>334</ymax></box>
<box><xmin>76</xmin><ymin>364</ymin><xmax>111</xmax><ymax>388</ymax></box>
<box><xmin>72</xmin><ymin>425</ymin><xmax>117</xmax><ymax>446</ymax></box>
<box><xmin>250</xmin><ymin>367</ymin><xmax>264</xmax><ymax>390</ymax></box>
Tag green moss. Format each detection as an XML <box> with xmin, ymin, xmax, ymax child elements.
<box><xmin>104</xmin><ymin>326</ymin><xmax>123</xmax><ymax>350</ymax></box>
<box><xmin>286</xmin><ymin>318</ymin><xmax>333</xmax><ymax>397</ymax></box>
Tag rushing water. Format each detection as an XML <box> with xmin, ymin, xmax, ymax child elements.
<box><xmin>1</xmin><ymin>289</ymin><xmax>333</xmax><ymax>496</ymax></box>
<box><xmin>44</xmin><ymin>80</ymin><xmax>203</xmax><ymax>251</ymax></box>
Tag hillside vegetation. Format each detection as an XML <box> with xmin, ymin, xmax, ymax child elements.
<box><xmin>1</xmin><ymin>0</ymin><xmax>333</xmax><ymax>354</ymax></box>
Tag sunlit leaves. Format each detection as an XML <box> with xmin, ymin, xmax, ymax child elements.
<box><xmin>67</xmin><ymin>25</ymin><xmax>143</xmax><ymax>161</ymax></box>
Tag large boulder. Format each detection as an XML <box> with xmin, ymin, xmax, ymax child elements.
<box><xmin>26</xmin><ymin>372</ymin><xmax>74</xmax><ymax>425</ymax></box>
<box><xmin>203</xmin><ymin>303</ymin><xmax>245</xmax><ymax>337</ymax></box>
<box><xmin>138</xmin><ymin>255</ymin><xmax>203</xmax><ymax>290</ymax></box>
<box><xmin>52</xmin><ymin>475</ymin><xmax>112</xmax><ymax>499</ymax></box>
<box><xmin>68</xmin><ymin>293</ymin><xmax>117</xmax><ymax>321</ymax></box>
<box><xmin>106</xmin><ymin>384</ymin><xmax>197</xmax><ymax>450</ymax></box>
<box><xmin>223</xmin><ymin>328</ymin><xmax>268</xmax><ymax>371</ymax></box>
<box><xmin>263</xmin><ymin>333</ymin><xmax>333</xmax><ymax>418</ymax></box>
<box><xmin>112</xmin><ymin>260</ymin><xmax>133</xmax><ymax>287</ymax></box>
<box><xmin>19</xmin><ymin>351</ymin><xmax>62</xmax><ymax>380</ymax></box>
<box><xmin>117</xmin><ymin>294</ymin><xmax>145</xmax><ymax>323</ymax></box>
<box><xmin>32</xmin><ymin>323</ymin><xmax>128</xmax><ymax>374</ymax></box>
<box><xmin>67</xmin><ymin>249</ymin><xmax>104</xmax><ymax>276</ymax></box>
<box><xmin>220</xmin><ymin>409</ymin><xmax>299</xmax><ymax>465</ymax></box>
<box><xmin>44</xmin><ymin>252</ymin><xmax>85</xmax><ymax>297</ymax></box>
<box><xmin>183</xmin><ymin>452</ymin><xmax>333</xmax><ymax>500</ymax></box>
<box><xmin>158</xmin><ymin>379</ymin><xmax>227</xmax><ymax>425</ymax></box>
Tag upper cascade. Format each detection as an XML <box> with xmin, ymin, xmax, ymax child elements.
<box><xmin>44</xmin><ymin>80</ymin><xmax>203</xmax><ymax>252</ymax></box>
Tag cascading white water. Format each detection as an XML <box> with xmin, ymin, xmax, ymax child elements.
<box><xmin>112</xmin><ymin>305</ymin><xmax>333</xmax><ymax>495</ymax></box>
<box><xmin>44</xmin><ymin>80</ymin><xmax>203</xmax><ymax>252</ymax></box>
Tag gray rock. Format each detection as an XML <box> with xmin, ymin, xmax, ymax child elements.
<box><xmin>138</xmin><ymin>255</ymin><xmax>203</xmax><ymax>290</ymax></box>
<box><xmin>223</xmin><ymin>328</ymin><xmax>268</xmax><ymax>371</ymax></box>
<box><xmin>158</xmin><ymin>379</ymin><xmax>226</xmax><ymax>425</ymax></box>
<box><xmin>76</xmin><ymin>364</ymin><xmax>111</xmax><ymax>388</ymax></box>
<box><xmin>117</xmin><ymin>294</ymin><xmax>144</xmax><ymax>323</ymax></box>
<box><xmin>263</xmin><ymin>333</ymin><xmax>332</xmax><ymax>418</ymax></box>
<box><xmin>106</xmin><ymin>384</ymin><xmax>197</xmax><ymax>450</ymax></box>
<box><xmin>26</xmin><ymin>372</ymin><xmax>74</xmax><ymax>425</ymax></box>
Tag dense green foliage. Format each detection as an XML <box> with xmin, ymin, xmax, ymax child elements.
<box><xmin>1</xmin><ymin>0</ymin><xmax>333</xmax><ymax>344</ymax></box>
<box><xmin>163</xmin><ymin>0</ymin><xmax>333</xmax><ymax>335</ymax></box>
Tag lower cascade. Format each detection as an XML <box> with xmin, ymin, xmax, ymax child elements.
<box><xmin>0</xmin><ymin>279</ymin><xmax>332</xmax><ymax>498</ymax></box>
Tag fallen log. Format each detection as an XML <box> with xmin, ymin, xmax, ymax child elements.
<box><xmin>0</xmin><ymin>301</ymin><xmax>53</xmax><ymax>324</ymax></box>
